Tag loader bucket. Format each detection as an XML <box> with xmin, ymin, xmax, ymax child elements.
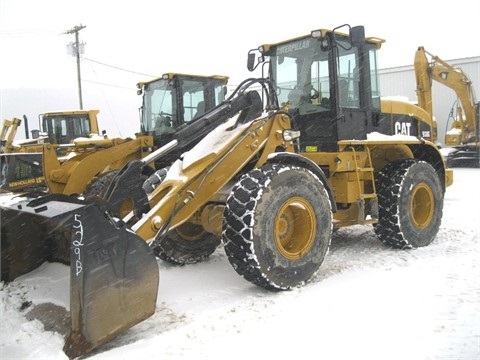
<box><xmin>0</xmin><ymin>194</ymin><xmax>159</xmax><ymax>358</ymax></box>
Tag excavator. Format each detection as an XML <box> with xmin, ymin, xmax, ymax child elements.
<box><xmin>1</xmin><ymin>25</ymin><xmax>452</xmax><ymax>358</ymax></box>
<box><xmin>414</xmin><ymin>46</ymin><xmax>479</xmax><ymax>167</ymax></box>
<box><xmin>0</xmin><ymin>73</ymin><xmax>229</xmax><ymax>194</ymax></box>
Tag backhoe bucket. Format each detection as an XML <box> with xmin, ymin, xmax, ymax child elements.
<box><xmin>0</xmin><ymin>194</ymin><xmax>159</xmax><ymax>358</ymax></box>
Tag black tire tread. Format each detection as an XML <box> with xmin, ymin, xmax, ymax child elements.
<box><xmin>374</xmin><ymin>159</ymin><xmax>443</xmax><ymax>249</ymax></box>
<box><xmin>152</xmin><ymin>227</ymin><xmax>220</xmax><ymax>265</ymax></box>
<box><xmin>223</xmin><ymin>163</ymin><xmax>332</xmax><ymax>290</ymax></box>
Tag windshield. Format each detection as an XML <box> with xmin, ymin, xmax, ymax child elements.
<box><xmin>141</xmin><ymin>78</ymin><xmax>175</xmax><ymax>135</ymax></box>
<box><xmin>270</xmin><ymin>35</ymin><xmax>381</xmax><ymax>111</ymax></box>
<box><xmin>271</xmin><ymin>37</ymin><xmax>331</xmax><ymax>111</ymax></box>
<box><xmin>141</xmin><ymin>76</ymin><xmax>226</xmax><ymax>137</ymax></box>
<box><xmin>42</xmin><ymin>114</ymin><xmax>92</xmax><ymax>144</ymax></box>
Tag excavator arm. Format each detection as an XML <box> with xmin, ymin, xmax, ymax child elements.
<box><xmin>414</xmin><ymin>46</ymin><xmax>479</xmax><ymax>146</ymax></box>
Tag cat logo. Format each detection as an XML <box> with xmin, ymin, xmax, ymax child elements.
<box><xmin>394</xmin><ymin>121</ymin><xmax>412</xmax><ymax>135</ymax></box>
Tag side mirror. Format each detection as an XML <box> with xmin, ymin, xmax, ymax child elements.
<box><xmin>31</xmin><ymin>129</ymin><xmax>40</xmax><ymax>139</ymax></box>
<box><xmin>247</xmin><ymin>52</ymin><xmax>256</xmax><ymax>72</ymax></box>
<box><xmin>350</xmin><ymin>26</ymin><xmax>365</xmax><ymax>45</ymax></box>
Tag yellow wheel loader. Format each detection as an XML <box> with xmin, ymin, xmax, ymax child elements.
<box><xmin>0</xmin><ymin>73</ymin><xmax>229</xmax><ymax>194</ymax></box>
<box><xmin>1</xmin><ymin>25</ymin><xmax>452</xmax><ymax>358</ymax></box>
<box><xmin>1</xmin><ymin>110</ymin><xmax>102</xmax><ymax>192</ymax></box>
<box><xmin>1</xmin><ymin>110</ymin><xmax>102</xmax><ymax>156</ymax></box>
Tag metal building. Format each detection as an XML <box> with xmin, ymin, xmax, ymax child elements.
<box><xmin>379</xmin><ymin>56</ymin><xmax>480</xmax><ymax>147</ymax></box>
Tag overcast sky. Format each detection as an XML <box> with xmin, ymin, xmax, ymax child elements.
<box><xmin>0</xmin><ymin>0</ymin><xmax>478</xmax><ymax>137</ymax></box>
<box><xmin>1</xmin><ymin>0</ymin><xmax>479</xmax><ymax>89</ymax></box>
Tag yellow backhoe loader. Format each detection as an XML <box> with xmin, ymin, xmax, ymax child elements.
<box><xmin>1</xmin><ymin>25</ymin><xmax>452</xmax><ymax>358</ymax></box>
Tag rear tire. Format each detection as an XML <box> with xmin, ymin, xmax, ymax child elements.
<box><xmin>85</xmin><ymin>170</ymin><xmax>148</xmax><ymax>221</ymax></box>
<box><xmin>374</xmin><ymin>159</ymin><xmax>443</xmax><ymax>249</ymax></box>
<box><xmin>84</xmin><ymin>170</ymin><xmax>118</xmax><ymax>198</ymax></box>
<box><xmin>222</xmin><ymin>163</ymin><xmax>332</xmax><ymax>290</ymax></box>
<box><xmin>152</xmin><ymin>222</ymin><xmax>220</xmax><ymax>265</ymax></box>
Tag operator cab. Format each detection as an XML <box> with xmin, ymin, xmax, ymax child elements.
<box><xmin>40</xmin><ymin>111</ymin><xmax>97</xmax><ymax>144</ymax></box>
<box><xmin>263</xmin><ymin>26</ymin><xmax>382</xmax><ymax>152</ymax></box>
<box><xmin>248</xmin><ymin>25</ymin><xmax>428</xmax><ymax>152</ymax></box>
<box><xmin>138</xmin><ymin>73</ymin><xmax>228</xmax><ymax>150</ymax></box>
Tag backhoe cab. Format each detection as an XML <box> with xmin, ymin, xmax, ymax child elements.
<box><xmin>1</xmin><ymin>25</ymin><xmax>452</xmax><ymax>358</ymax></box>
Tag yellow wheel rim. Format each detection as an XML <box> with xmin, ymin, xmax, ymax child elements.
<box><xmin>274</xmin><ymin>197</ymin><xmax>316</xmax><ymax>260</ymax></box>
<box><xmin>409</xmin><ymin>182</ymin><xmax>434</xmax><ymax>229</ymax></box>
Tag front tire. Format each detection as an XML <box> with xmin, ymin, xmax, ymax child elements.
<box><xmin>222</xmin><ymin>163</ymin><xmax>332</xmax><ymax>290</ymax></box>
<box><xmin>374</xmin><ymin>159</ymin><xmax>444</xmax><ymax>249</ymax></box>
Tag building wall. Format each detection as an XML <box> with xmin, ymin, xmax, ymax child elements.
<box><xmin>379</xmin><ymin>56</ymin><xmax>480</xmax><ymax>147</ymax></box>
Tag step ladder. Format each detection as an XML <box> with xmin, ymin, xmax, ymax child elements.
<box><xmin>349</xmin><ymin>146</ymin><xmax>378</xmax><ymax>225</ymax></box>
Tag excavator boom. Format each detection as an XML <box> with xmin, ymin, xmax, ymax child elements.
<box><xmin>414</xmin><ymin>46</ymin><xmax>479</xmax><ymax>166</ymax></box>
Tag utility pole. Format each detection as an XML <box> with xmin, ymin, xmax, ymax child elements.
<box><xmin>64</xmin><ymin>25</ymin><xmax>86</xmax><ymax>109</ymax></box>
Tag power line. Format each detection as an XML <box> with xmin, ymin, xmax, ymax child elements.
<box><xmin>82</xmin><ymin>78</ymin><xmax>137</xmax><ymax>90</ymax></box>
<box><xmin>0</xmin><ymin>28</ymin><xmax>60</xmax><ymax>38</ymax></box>
<box><xmin>83</xmin><ymin>58</ymin><xmax>156</xmax><ymax>78</ymax></box>
<box><xmin>83</xmin><ymin>58</ymin><xmax>242</xmax><ymax>91</ymax></box>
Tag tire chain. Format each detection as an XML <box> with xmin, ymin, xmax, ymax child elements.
<box><xmin>222</xmin><ymin>163</ymin><xmax>285</xmax><ymax>290</ymax></box>
<box><xmin>375</xmin><ymin>159</ymin><xmax>421</xmax><ymax>249</ymax></box>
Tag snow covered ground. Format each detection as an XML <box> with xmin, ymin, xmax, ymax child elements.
<box><xmin>1</xmin><ymin>168</ymin><xmax>479</xmax><ymax>360</ymax></box>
